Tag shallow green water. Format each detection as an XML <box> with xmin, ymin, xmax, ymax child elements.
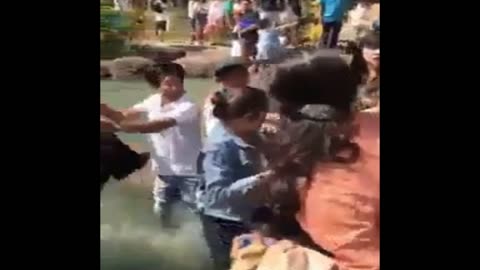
<box><xmin>100</xmin><ymin>79</ymin><xmax>215</xmax><ymax>270</ymax></box>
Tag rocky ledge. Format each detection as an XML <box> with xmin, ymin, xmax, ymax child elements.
<box><xmin>101</xmin><ymin>46</ymin><xmax>230</xmax><ymax>80</ymax></box>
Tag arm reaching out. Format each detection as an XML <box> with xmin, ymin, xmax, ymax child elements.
<box><xmin>100</xmin><ymin>103</ymin><xmax>143</xmax><ymax>123</ymax></box>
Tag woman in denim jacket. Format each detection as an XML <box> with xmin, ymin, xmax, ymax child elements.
<box><xmin>199</xmin><ymin>88</ymin><xmax>271</xmax><ymax>270</ymax></box>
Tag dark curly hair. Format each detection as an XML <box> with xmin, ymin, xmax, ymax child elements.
<box><xmin>249</xmin><ymin>51</ymin><xmax>361</xmax><ymax>255</ymax></box>
<box><xmin>269</xmin><ymin>50</ymin><xmax>358</xmax><ymax>115</ymax></box>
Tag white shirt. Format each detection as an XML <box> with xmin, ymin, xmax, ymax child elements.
<box><xmin>134</xmin><ymin>93</ymin><xmax>202</xmax><ymax>176</ymax></box>
<box><xmin>203</xmin><ymin>101</ymin><xmax>220</xmax><ymax>137</ymax></box>
<box><xmin>188</xmin><ymin>0</ymin><xmax>196</xmax><ymax>19</ymax></box>
<box><xmin>152</xmin><ymin>0</ymin><xmax>169</xmax><ymax>22</ymax></box>
<box><xmin>203</xmin><ymin>98</ymin><xmax>230</xmax><ymax>145</ymax></box>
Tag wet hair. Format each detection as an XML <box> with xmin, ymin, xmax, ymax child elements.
<box><xmin>144</xmin><ymin>63</ymin><xmax>185</xmax><ymax>88</ymax></box>
<box><xmin>211</xmin><ymin>88</ymin><xmax>268</xmax><ymax>121</ymax></box>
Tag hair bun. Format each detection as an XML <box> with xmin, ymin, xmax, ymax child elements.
<box><xmin>211</xmin><ymin>91</ymin><xmax>229</xmax><ymax>120</ymax></box>
<box><xmin>211</xmin><ymin>91</ymin><xmax>227</xmax><ymax>106</ymax></box>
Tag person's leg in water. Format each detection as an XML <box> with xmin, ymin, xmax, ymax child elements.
<box><xmin>201</xmin><ymin>214</ymin><xmax>250</xmax><ymax>270</ymax></box>
<box><xmin>153</xmin><ymin>175</ymin><xmax>181</xmax><ymax>228</ymax></box>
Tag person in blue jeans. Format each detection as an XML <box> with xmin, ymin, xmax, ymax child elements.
<box><xmin>319</xmin><ymin>0</ymin><xmax>350</xmax><ymax>48</ymax></box>
<box><xmin>199</xmin><ymin>88</ymin><xmax>271</xmax><ymax>270</ymax></box>
<box><xmin>100</xmin><ymin>64</ymin><xmax>202</xmax><ymax>229</ymax></box>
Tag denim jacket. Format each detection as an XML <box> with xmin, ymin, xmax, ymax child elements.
<box><xmin>200</xmin><ymin>130</ymin><xmax>266</xmax><ymax>222</ymax></box>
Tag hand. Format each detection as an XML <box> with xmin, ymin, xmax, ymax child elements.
<box><xmin>260</xmin><ymin>123</ymin><xmax>278</xmax><ymax>135</ymax></box>
<box><xmin>257</xmin><ymin>170</ymin><xmax>274</xmax><ymax>181</ymax></box>
<box><xmin>100</xmin><ymin>103</ymin><xmax>112</xmax><ymax>116</ymax></box>
<box><xmin>100</xmin><ymin>117</ymin><xmax>120</xmax><ymax>132</ymax></box>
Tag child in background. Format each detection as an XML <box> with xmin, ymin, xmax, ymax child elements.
<box><xmin>256</xmin><ymin>18</ymin><xmax>285</xmax><ymax>63</ymax></box>
<box><xmin>235</xmin><ymin>0</ymin><xmax>260</xmax><ymax>60</ymax></box>
<box><xmin>193</xmin><ymin>0</ymin><xmax>209</xmax><ymax>45</ymax></box>
<box><xmin>151</xmin><ymin>0</ymin><xmax>170</xmax><ymax>42</ymax></box>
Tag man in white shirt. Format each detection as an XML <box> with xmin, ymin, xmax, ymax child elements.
<box><xmin>101</xmin><ymin>63</ymin><xmax>202</xmax><ymax>228</ymax></box>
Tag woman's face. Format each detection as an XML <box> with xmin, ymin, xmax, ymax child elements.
<box><xmin>227</xmin><ymin>112</ymin><xmax>267</xmax><ymax>136</ymax></box>
<box><xmin>362</xmin><ymin>46</ymin><xmax>380</xmax><ymax>69</ymax></box>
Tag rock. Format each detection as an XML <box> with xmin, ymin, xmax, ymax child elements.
<box><xmin>110</xmin><ymin>56</ymin><xmax>154</xmax><ymax>80</ymax></box>
<box><xmin>132</xmin><ymin>45</ymin><xmax>187</xmax><ymax>62</ymax></box>
<box><xmin>100</xmin><ymin>60</ymin><xmax>112</xmax><ymax>79</ymax></box>
<box><xmin>175</xmin><ymin>48</ymin><xmax>230</xmax><ymax>78</ymax></box>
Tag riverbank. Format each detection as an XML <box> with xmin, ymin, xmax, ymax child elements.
<box><xmin>101</xmin><ymin>44</ymin><xmax>230</xmax><ymax>79</ymax></box>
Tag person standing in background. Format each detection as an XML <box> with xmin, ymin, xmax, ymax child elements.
<box><xmin>234</xmin><ymin>0</ymin><xmax>260</xmax><ymax>60</ymax></box>
<box><xmin>318</xmin><ymin>0</ymin><xmax>350</xmax><ymax>48</ymax></box>
<box><xmin>257</xmin><ymin>0</ymin><xmax>286</xmax><ymax>25</ymax></box>
<box><xmin>206</xmin><ymin>0</ymin><xmax>227</xmax><ymax>44</ymax></box>
<box><xmin>193</xmin><ymin>0</ymin><xmax>210</xmax><ymax>45</ymax></box>
<box><xmin>151</xmin><ymin>0</ymin><xmax>170</xmax><ymax>42</ymax></box>
<box><xmin>188</xmin><ymin>0</ymin><xmax>197</xmax><ymax>44</ymax></box>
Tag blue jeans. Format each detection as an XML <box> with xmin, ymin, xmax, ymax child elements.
<box><xmin>153</xmin><ymin>175</ymin><xmax>201</xmax><ymax>228</ymax></box>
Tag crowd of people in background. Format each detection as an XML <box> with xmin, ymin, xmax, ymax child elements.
<box><xmin>142</xmin><ymin>0</ymin><xmax>380</xmax><ymax>53</ymax></box>
<box><xmin>101</xmin><ymin>1</ymin><xmax>379</xmax><ymax>270</ymax></box>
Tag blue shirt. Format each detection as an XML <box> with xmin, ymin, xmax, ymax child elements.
<box><xmin>201</xmin><ymin>130</ymin><xmax>266</xmax><ymax>222</ymax></box>
<box><xmin>258</xmin><ymin>29</ymin><xmax>282</xmax><ymax>48</ymax></box>
<box><xmin>320</xmin><ymin>0</ymin><xmax>349</xmax><ymax>23</ymax></box>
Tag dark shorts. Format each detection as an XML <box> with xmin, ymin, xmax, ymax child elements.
<box><xmin>155</xmin><ymin>20</ymin><xmax>167</xmax><ymax>32</ymax></box>
<box><xmin>319</xmin><ymin>21</ymin><xmax>342</xmax><ymax>48</ymax></box>
<box><xmin>241</xmin><ymin>30</ymin><xmax>259</xmax><ymax>57</ymax></box>
<box><xmin>195</xmin><ymin>13</ymin><xmax>208</xmax><ymax>30</ymax></box>
<box><xmin>190</xmin><ymin>18</ymin><xmax>196</xmax><ymax>31</ymax></box>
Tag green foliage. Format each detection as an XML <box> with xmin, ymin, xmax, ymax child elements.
<box><xmin>101</xmin><ymin>9</ymin><xmax>134</xmax><ymax>34</ymax></box>
<box><xmin>101</xmin><ymin>1</ymin><xmax>138</xmax><ymax>59</ymax></box>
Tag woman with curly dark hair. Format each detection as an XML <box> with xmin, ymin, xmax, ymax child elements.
<box><xmin>258</xmin><ymin>50</ymin><xmax>379</xmax><ymax>270</ymax></box>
